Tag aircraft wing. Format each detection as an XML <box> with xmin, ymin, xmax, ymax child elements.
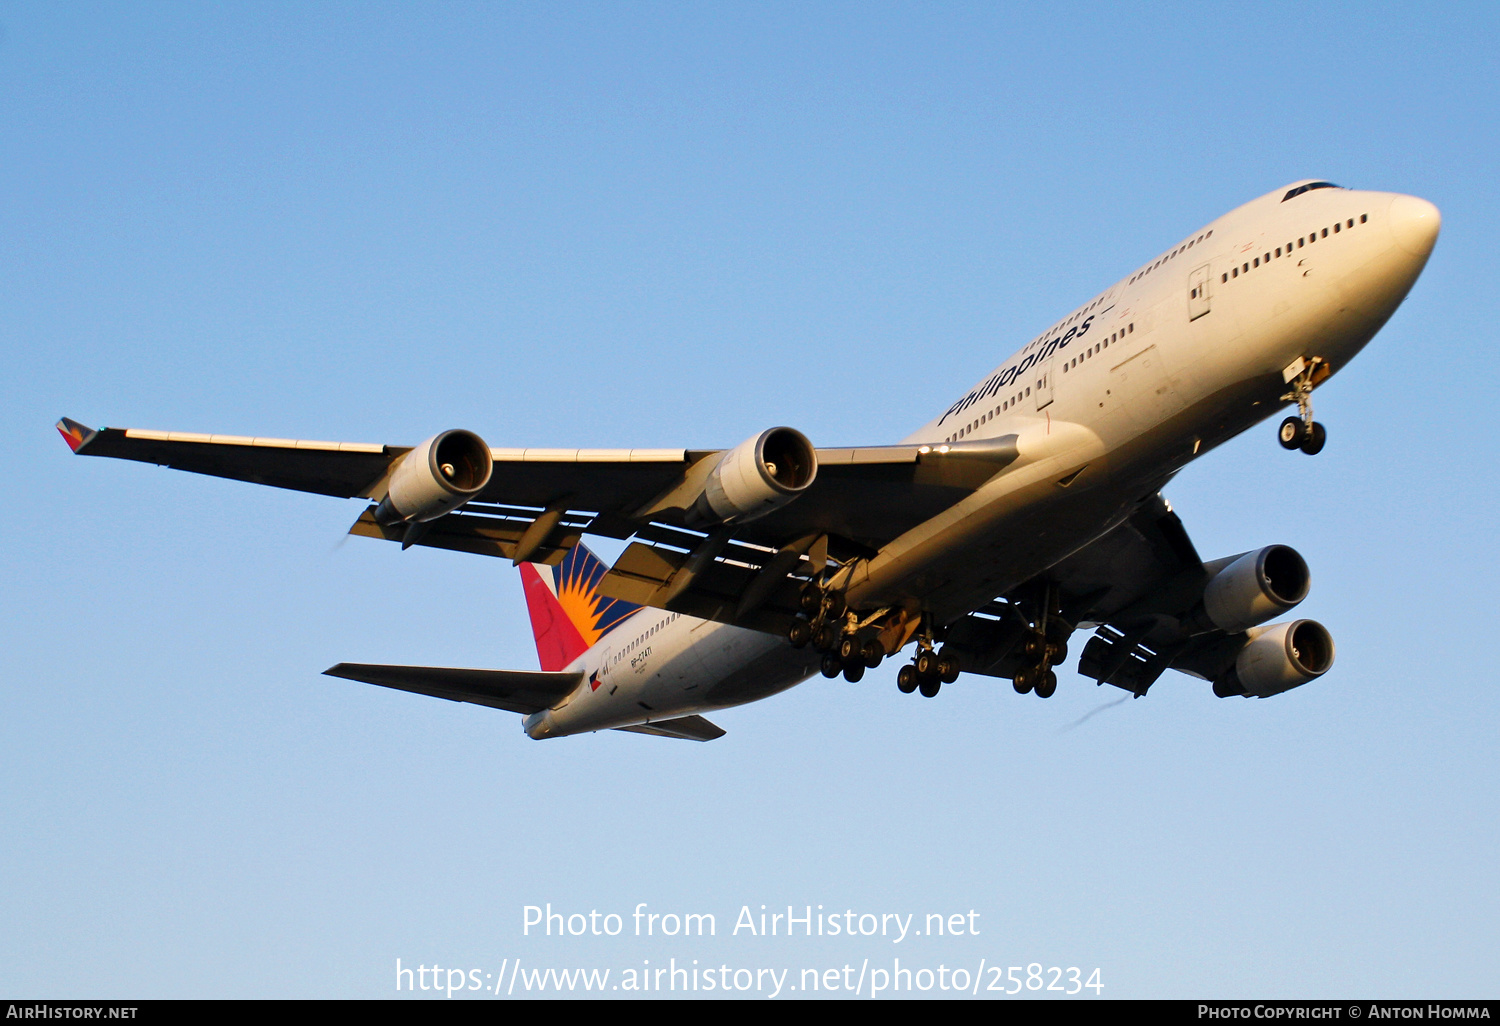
<box><xmin>59</xmin><ymin>416</ymin><xmax>1017</xmax><ymax>603</ymax></box>
<box><xmin>936</xmin><ymin>493</ymin><xmax>1275</xmax><ymax>697</ymax></box>
<box><xmin>58</xmin><ymin>418</ymin><xmax>399</xmax><ymax>499</ymax></box>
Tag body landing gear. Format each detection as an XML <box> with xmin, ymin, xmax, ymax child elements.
<box><xmin>1279</xmin><ymin>357</ymin><xmax>1329</xmax><ymax>456</ymax></box>
<box><xmin>897</xmin><ymin>642</ymin><xmax>959</xmax><ymax>699</ymax></box>
<box><xmin>1009</xmin><ymin>581</ymin><xmax>1070</xmax><ymax>699</ymax></box>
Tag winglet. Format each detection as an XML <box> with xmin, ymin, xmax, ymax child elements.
<box><xmin>56</xmin><ymin>417</ymin><xmax>96</xmax><ymax>453</ymax></box>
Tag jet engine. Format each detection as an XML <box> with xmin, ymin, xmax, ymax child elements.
<box><xmin>1213</xmin><ymin>619</ymin><xmax>1335</xmax><ymax>698</ymax></box>
<box><xmin>689</xmin><ymin>427</ymin><xmax>817</xmax><ymax>526</ymax></box>
<box><xmin>375</xmin><ymin>429</ymin><xmax>493</xmax><ymax>524</ymax></box>
<box><xmin>1201</xmin><ymin>545</ymin><xmax>1310</xmax><ymax>633</ymax></box>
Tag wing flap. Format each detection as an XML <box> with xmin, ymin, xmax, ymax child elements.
<box><xmin>347</xmin><ymin>507</ymin><xmax>583</xmax><ymax>564</ymax></box>
<box><xmin>323</xmin><ymin>663</ymin><xmax>583</xmax><ymax>715</ymax></box>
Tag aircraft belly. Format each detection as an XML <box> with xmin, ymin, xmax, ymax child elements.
<box><xmin>544</xmin><ymin>631</ymin><xmax>816</xmax><ymax>737</ymax></box>
<box><xmin>702</xmin><ymin>641</ymin><xmax>821</xmax><ymax>707</ymax></box>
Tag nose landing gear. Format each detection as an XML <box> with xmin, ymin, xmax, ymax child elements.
<box><xmin>1279</xmin><ymin>356</ymin><xmax>1329</xmax><ymax>456</ymax></box>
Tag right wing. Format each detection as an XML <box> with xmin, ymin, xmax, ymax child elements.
<box><xmin>934</xmin><ymin>493</ymin><xmax>1317</xmax><ymax>698</ymax></box>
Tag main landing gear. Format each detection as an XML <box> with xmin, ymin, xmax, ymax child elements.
<box><xmin>1011</xmin><ymin>630</ymin><xmax>1064</xmax><ymax>699</ymax></box>
<box><xmin>788</xmin><ymin>580</ymin><xmax>960</xmax><ymax>696</ymax></box>
<box><xmin>1008</xmin><ymin>581</ymin><xmax>1070</xmax><ymax>700</ymax></box>
<box><xmin>1278</xmin><ymin>356</ymin><xmax>1328</xmax><ymax>456</ymax></box>
<box><xmin>896</xmin><ymin>644</ymin><xmax>960</xmax><ymax>699</ymax></box>
<box><xmin>788</xmin><ymin>582</ymin><xmax>887</xmax><ymax>684</ymax></box>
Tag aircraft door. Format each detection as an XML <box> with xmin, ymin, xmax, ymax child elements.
<box><xmin>1188</xmin><ymin>264</ymin><xmax>1211</xmax><ymax>320</ymax></box>
<box><xmin>1034</xmin><ymin>351</ymin><xmax>1056</xmax><ymax>411</ymax></box>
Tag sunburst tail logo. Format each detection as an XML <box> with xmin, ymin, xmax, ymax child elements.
<box><xmin>518</xmin><ymin>544</ymin><xmax>640</xmax><ymax>672</ymax></box>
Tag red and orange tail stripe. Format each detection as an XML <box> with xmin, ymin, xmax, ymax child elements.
<box><xmin>518</xmin><ymin>544</ymin><xmax>640</xmax><ymax>672</ymax></box>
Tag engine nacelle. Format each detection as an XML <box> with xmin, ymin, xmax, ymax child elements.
<box><xmin>1214</xmin><ymin>619</ymin><xmax>1335</xmax><ymax>698</ymax></box>
<box><xmin>376</xmin><ymin>429</ymin><xmax>493</xmax><ymax>524</ymax></box>
<box><xmin>690</xmin><ymin>427</ymin><xmax>817</xmax><ymax>526</ymax></box>
<box><xmin>1201</xmin><ymin>545</ymin><xmax>1310</xmax><ymax>633</ymax></box>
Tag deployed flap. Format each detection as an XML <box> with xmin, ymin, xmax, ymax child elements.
<box><xmin>323</xmin><ymin>663</ymin><xmax>582</xmax><ymax>716</ymax></box>
<box><xmin>348</xmin><ymin>506</ymin><xmax>584</xmax><ymax>564</ymax></box>
<box><xmin>613</xmin><ymin>715</ymin><xmax>726</xmax><ymax>742</ymax></box>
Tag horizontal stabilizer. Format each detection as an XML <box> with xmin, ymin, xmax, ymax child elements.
<box><xmin>324</xmin><ymin>662</ymin><xmax>582</xmax><ymax>716</ymax></box>
<box><xmin>613</xmin><ymin>715</ymin><xmax>726</xmax><ymax>742</ymax></box>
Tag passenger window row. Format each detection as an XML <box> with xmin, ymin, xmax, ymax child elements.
<box><xmin>1219</xmin><ymin>214</ymin><xmax>1368</xmax><ymax>284</ymax></box>
<box><xmin>1062</xmin><ymin>323</ymin><xmax>1134</xmax><ymax>374</ymax></box>
<box><xmin>947</xmin><ymin>320</ymin><xmax>1139</xmax><ymax>441</ymax></box>
<box><xmin>1131</xmin><ymin>231</ymin><xmax>1215</xmax><ymax>285</ymax></box>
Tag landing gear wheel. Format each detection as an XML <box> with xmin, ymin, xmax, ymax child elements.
<box><xmin>838</xmin><ymin>635</ymin><xmax>864</xmax><ymax>663</ymax></box>
<box><xmin>1013</xmin><ymin>668</ymin><xmax>1034</xmax><ymax>695</ymax></box>
<box><xmin>863</xmin><ymin>640</ymin><xmax>885</xmax><ymax>669</ymax></box>
<box><xmin>842</xmin><ymin>662</ymin><xmax>865</xmax><ymax>683</ymax></box>
<box><xmin>937</xmin><ymin>651</ymin><xmax>961</xmax><ymax>684</ymax></box>
<box><xmin>787</xmin><ymin>620</ymin><xmax>812</xmax><ymax>648</ymax></box>
<box><xmin>1034</xmin><ymin>670</ymin><xmax>1057</xmax><ymax>699</ymax></box>
<box><xmin>813</xmin><ymin>623</ymin><xmax>840</xmax><ymax>652</ymax></box>
<box><xmin>918</xmin><ymin>676</ymin><xmax>941</xmax><ymax>698</ymax></box>
<box><xmin>1279</xmin><ymin>416</ymin><xmax>1306</xmax><ymax>450</ymax></box>
<box><xmin>897</xmin><ymin>665</ymin><xmax>919</xmax><ymax>694</ymax></box>
<box><xmin>915</xmin><ymin>648</ymin><xmax>940</xmax><ymax>678</ymax></box>
<box><xmin>1300</xmin><ymin>421</ymin><xmax>1327</xmax><ymax>455</ymax></box>
<box><xmin>820</xmin><ymin>653</ymin><xmax>842</xmax><ymax>679</ymax></box>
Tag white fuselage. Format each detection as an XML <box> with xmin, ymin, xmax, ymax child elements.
<box><xmin>529</xmin><ymin>183</ymin><xmax>1440</xmax><ymax>738</ymax></box>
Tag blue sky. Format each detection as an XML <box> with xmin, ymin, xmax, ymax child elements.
<box><xmin>3</xmin><ymin>2</ymin><xmax>1496</xmax><ymax>999</ymax></box>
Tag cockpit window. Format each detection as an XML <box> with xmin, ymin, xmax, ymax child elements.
<box><xmin>1282</xmin><ymin>182</ymin><xmax>1342</xmax><ymax>202</ymax></box>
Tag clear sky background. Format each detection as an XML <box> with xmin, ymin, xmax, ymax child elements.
<box><xmin>3</xmin><ymin>2</ymin><xmax>1496</xmax><ymax>1000</ymax></box>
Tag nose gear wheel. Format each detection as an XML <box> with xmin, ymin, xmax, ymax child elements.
<box><xmin>1279</xmin><ymin>357</ymin><xmax>1329</xmax><ymax>456</ymax></box>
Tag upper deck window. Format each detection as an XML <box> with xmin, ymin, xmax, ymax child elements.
<box><xmin>1282</xmin><ymin>182</ymin><xmax>1342</xmax><ymax>202</ymax></box>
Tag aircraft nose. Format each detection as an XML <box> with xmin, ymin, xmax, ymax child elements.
<box><xmin>1387</xmin><ymin>194</ymin><xmax>1441</xmax><ymax>258</ymax></box>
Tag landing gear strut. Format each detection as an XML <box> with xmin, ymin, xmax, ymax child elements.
<box><xmin>1279</xmin><ymin>357</ymin><xmax>1328</xmax><ymax>456</ymax></box>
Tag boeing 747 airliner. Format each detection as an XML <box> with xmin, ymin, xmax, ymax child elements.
<box><xmin>60</xmin><ymin>180</ymin><xmax>1441</xmax><ymax>739</ymax></box>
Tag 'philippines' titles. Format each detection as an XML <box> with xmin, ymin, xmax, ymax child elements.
<box><xmin>938</xmin><ymin>315</ymin><xmax>1096</xmax><ymax>425</ymax></box>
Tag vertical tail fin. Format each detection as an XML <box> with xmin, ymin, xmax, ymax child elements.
<box><xmin>518</xmin><ymin>544</ymin><xmax>641</xmax><ymax>672</ymax></box>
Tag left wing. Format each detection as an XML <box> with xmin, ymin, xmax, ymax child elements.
<box><xmin>60</xmin><ymin>418</ymin><xmax>1018</xmax><ymax>619</ymax></box>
